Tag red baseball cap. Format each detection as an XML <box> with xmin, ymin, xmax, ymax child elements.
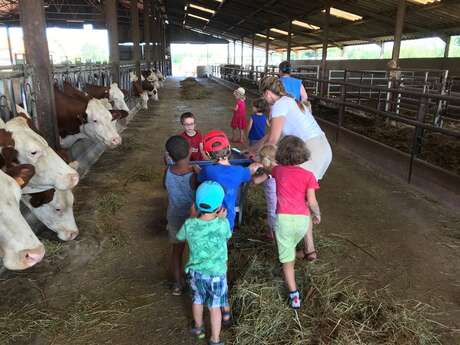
<box><xmin>203</xmin><ymin>130</ymin><xmax>230</xmax><ymax>153</ymax></box>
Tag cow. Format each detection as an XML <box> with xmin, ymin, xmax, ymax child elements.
<box><xmin>54</xmin><ymin>86</ymin><xmax>122</xmax><ymax>148</ymax></box>
<box><xmin>0</xmin><ymin>165</ymin><xmax>45</xmax><ymax>270</ymax></box>
<box><xmin>141</xmin><ymin>69</ymin><xmax>161</xmax><ymax>89</ymax></box>
<box><xmin>130</xmin><ymin>72</ymin><xmax>150</xmax><ymax>109</ymax></box>
<box><xmin>3</xmin><ymin>113</ymin><xmax>79</xmax><ymax>193</ymax></box>
<box><xmin>62</xmin><ymin>82</ymin><xmax>128</xmax><ymax>121</ymax></box>
<box><xmin>84</xmin><ymin>83</ymin><xmax>130</xmax><ymax>113</ymax></box>
<box><xmin>22</xmin><ymin>188</ymin><xmax>79</xmax><ymax>241</ymax></box>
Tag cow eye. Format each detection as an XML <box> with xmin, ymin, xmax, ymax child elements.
<box><xmin>93</xmin><ymin>120</ymin><xmax>98</xmax><ymax>123</ymax></box>
<box><xmin>55</xmin><ymin>208</ymin><xmax>61</xmax><ymax>212</ymax></box>
<box><xmin>31</xmin><ymin>151</ymin><xmax>37</xmax><ymax>155</ymax></box>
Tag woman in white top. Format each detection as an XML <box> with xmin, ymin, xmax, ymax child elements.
<box><xmin>258</xmin><ymin>75</ymin><xmax>332</xmax><ymax>260</ymax></box>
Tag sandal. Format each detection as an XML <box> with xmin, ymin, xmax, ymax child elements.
<box><xmin>191</xmin><ymin>325</ymin><xmax>205</xmax><ymax>340</ymax></box>
<box><xmin>222</xmin><ymin>309</ymin><xmax>232</xmax><ymax>327</ymax></box>
<box><xmin>296</xmin><ymin>249</ymin><xmax>317</xmax><ymax>262</ymax></box>
<box><xmin>171</xmin><ymin>283</ymin><xmax>183</xmax><ymax>296</ymax></box>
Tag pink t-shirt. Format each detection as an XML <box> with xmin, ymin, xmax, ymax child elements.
<box><xmin>272</xmin><ymin>165</ymin><xmax>319</xmax><ymax>216</ymax></box>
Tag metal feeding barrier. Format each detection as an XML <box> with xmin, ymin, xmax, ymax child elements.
<box><xmin>0</xmin><ymin>60</ymin><xmax>157</xmax><ymax>123</ymax></box>
<box><xmin>210</xmin><ymin>65</ymin><xmax>460</xmax><ymax>182</ymax></box>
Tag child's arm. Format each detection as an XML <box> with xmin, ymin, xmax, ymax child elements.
<box><xmin>199</xmin><ymin>142</ymin><xmax>207</xmax><ymax>160</ymax></box>
<box><xmin>248</xmin><ymin>162</ymin><xmax>263</xmax><ymax>175</ymax></box>
<box><xmin>253</xmin><ymin>173</ymin><xmax>268</xmax><ymax>185</ymax></box>
<box><xmin>246</xmin><ymin>117</ymin><xmax>253</xmax><ymax>140</ymax></box>
<box><xmin>162</xmin><ymin>167</ymin><xmax>167</xmax><ymax>190</ymax></box>
<box><xmin>307</xmin><ymin>189</ymin><xmax>321</xmax><ymax>224</ymax></box>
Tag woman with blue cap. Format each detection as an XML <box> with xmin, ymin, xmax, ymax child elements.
<box><xmin>278</xmin><ymin>60</ymin><xmax>309</xmax><ymax>102</ymax></box>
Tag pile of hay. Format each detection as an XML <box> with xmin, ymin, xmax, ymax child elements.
<box><xmin>229</xmin><ymin>186</ymin><xmax>441</xmax><ymax>345</ymax></box>
<box><xmin>180</xmin><ymin>77</ymin><xmax>212</xmax><ymax>100</ymax></box>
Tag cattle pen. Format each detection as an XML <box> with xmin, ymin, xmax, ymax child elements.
<box><xmin>0</xmin><ymin>1</ymin><xmax>460</xmax><ymax>345</ymax></box>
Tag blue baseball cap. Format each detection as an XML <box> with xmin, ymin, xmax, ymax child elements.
<box><xmin>196</xmin><ymin>181</ymin><xmax>225</xmax><ymax>213</ymax></box>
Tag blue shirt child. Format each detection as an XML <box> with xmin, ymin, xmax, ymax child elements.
<box><xmin>280</xmin><ymin>75</ymin><xmax>302</xmax><ymax>101</ymax></box>
<box><xmin>198</xmin><ymin>164</ymin><xmax>251</xmax><ymax>230</ymax></box>
<box><xmin>248</xmin><ymin>113</ymin><xmax>268</xmax><ymax>143</ymax></box>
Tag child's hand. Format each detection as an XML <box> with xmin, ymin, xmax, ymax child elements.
<box><xmin>312</xmin><ymin>214</ymin><xmax>321</xmax><ymax>225</ymax></box>
<box><xmin>249</xmin><ymin>162</ymin><xmax>263</xmax><ymax>175</ymax></box>
<box><xmin>190</xmin><ymin>204</ymin><xmax>199</xmax><ymax>218</ymax></box>
<box><xmin>192</xmin><ymin>165</ymin><xmax>201</xmax><ymax>174</ymax></box>
<box><xmin>217</xmin><ymin>208</ymin><xmax>227</xmax><ymax>218</ymax></box>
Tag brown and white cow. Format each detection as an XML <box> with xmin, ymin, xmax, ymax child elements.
<box><xmin>54</xmin><ymin>86</ymin><xmax>122</xmax><ymax>148</ymax></box>
<box><xmin>3</xmin><ymin>113</ymin><xmax>79</xmax><ymax>193</ymax></box>
<box><xmin>62</xmin><ymin>82</ymin><xmax>128</xmax><ymax>121</ymax></box>
<box><xmin>84</xmin><ymin>83</ymin><xmax>130</xmax><ymax>113</ymax></box>
<box><xmin>0</xmin><ymin>165</ymin><xmax>45</xmax><ymax>270</ymax></box>
<box><xmin>130</xmin><ymin>72</ymin><xmax>150</xmax><ymax>109</ymax></box>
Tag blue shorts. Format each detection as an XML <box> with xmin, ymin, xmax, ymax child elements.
<box><xmin>189</xmin><ymin>271</ymin><xmax>229</xmax><ymax>308</ymax></box>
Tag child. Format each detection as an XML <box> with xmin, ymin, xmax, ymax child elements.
<box><xmin>176</xmin><ymin>181</ymin><xmax>231</xmax><ymax>345</ymax></box>
<box><xmin>259</xmin><ymin>144</ymin><xmax>277</xmax><ymax>241</ymax></box>
<box><xmin>180</xmin><ymin>112</ymin><xmax>206</xmax><ymax>161</ymax></box>
<box><xmin>230</xmin><ymin>87</ymin><xmax>247</xmax><ymax>144</ymax></box>
<box><xmin>272</xmin><ymin>136</ymin><xmax>321</xmax><ymax>309</ymax></box>
<box><xmin>247</xmin><ymin>98</ymin><xmax>269</xmax><ymax>146</ymax></box>
<box><xmin>199</xmin><ymin>130</ymin><xmax>261</xmax><ymax>231</ymax></box>
<box><xmin>164</xmin><ymin>135</ymin><xmax>199</xmax><ymax>295</ymax></box>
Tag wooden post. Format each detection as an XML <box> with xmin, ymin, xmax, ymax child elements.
<box><xmin>6</xmin><ymin>26</ymin><xmax>14</xmax><ymax>65</ymax></box>
<box><xmin>320</xmin><ymin>5</ymin><xmax>330</xmax><ymax>96</ymax></box>
<box><xmin>143</xmin><ymin>0</ymin><xmax>151</xmax><ymax>68</ymax></box>
<box><xmin>390</xmin><ymin>0</ymin><xmax>406</xmax><ymax>69</ymax></box>
<box><xmin>251</xmin><ymin>35</ymin><xmax>255</xmax><ymax>71</ymax></box>
<box><xmin>233</xmin><ymin>40</ymin><xmax>236</xmax><ymax>64</ymax></box>
<box><xmin>287</xmin><ymin>19</ymin><xmax>292</xmax><ymax>63</ymax></box>
<box><xmin>163</xmin><ymin>20</ymin><xmax>168</xmax><ymax>75</ymax></box>
<box><xmin>444</xmin><ymin>36</ymin><xmax>451</xmax><ymax>58</ymax></box>
<box><xmin>131</xmin><ymin>0</ymin><xmax>141</xmax><ymax>76</ymax></box>
<box><xmin>151</xmin><ymin>3</ymin><xmax>159</xmax><ymax>68</ymax></box>
<box><xmin>105</xmin><ymin>0</ymin><xmax>120</xmax><ymax>83</ymax></box>
<box><xmin>265</xmin><ymin>29</ymin><xmax>269</xmax><ymax>72</ymax></box>
<box><xmin>160</xmin><ymin>20</ymin><xmax>165</xmax><ymax>74</ymax></box>
<box><xmin>227</xmin><ymin>42</ymin><xmax>230</xmax><ymax>64</ymax></box>
<box><xmin>19</xmin><ymin>0</ymin><xmax>59</xmax><ymax>149</ymax></box>
<box><xmin>241</xmin><ymin>37</ymin><xmax>244</xmax><ymax>67</ymax></box>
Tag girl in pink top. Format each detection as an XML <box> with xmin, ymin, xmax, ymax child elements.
<box><xmin>272</xmin><ymin>136</ymin><xmax>321</xmax><ymax>309</ymax></box>
<box><xmin>230</xmin><ymin>87</ymin><xmax>247</xmax><ymax>143</ymax></box>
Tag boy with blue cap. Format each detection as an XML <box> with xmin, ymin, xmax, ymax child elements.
<box><xmin>176</xmin><ymin>181</ymin><xmax>231</xmax><ymax>345</ymax></box>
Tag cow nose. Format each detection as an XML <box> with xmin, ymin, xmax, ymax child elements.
<box><xmin>22</xmin><ymin>245</ymin><xmax>45</xmax><ymax>267</ymax></box>
<box><xmin>68</xmin><ymin>173</ymin><xmax>80</xmax><ymax>188</ymax></box>
<box><xmin>58</xmin><ymin>229</ymin><xmax>79</xmax><ymax>241</ymax></box>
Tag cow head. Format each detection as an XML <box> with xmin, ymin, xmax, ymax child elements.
<box><xmin>0</xmin><ymin>166</ymin><xmax>45</xmax><ymax>270</ymax></box>
<box><xmin>23</xmin><ymin>189</ymin><xmax>79</xmax><ymax>241</ymax></box>
<box><xmin>81</xmin><ymin>99</ymin><xmax>122</xmax><ymax>148</ymax></box>
<box><xmin>109</xmin><ymin>83</ymin><xmax>130</xmax><ymax>112</ymax></box>
<box><xmin>130</xmin><ymin>72</ymin><xmax>139</xmax><ymax>82</ymax></box>
<box><xmin>4</xmin><ymin>116</ymin><xmax>80</xmax><ymax>192</ymax></box>
<box><xmin>148</xmin><ymin>88</ymin><xmax>159</xmax><ymax>102</ymax></box>
<box><xmin>141</xmin><ymin>91</ymin><xmax>149</xmax><ymax>109</ymax></box>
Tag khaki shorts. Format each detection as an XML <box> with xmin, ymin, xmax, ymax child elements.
<box><xmin>275</xmin><ymin>214</ymin><xmax>310</xmax><ymax>263</ymax></box>
<box><xmin>300</xmin><ymin>134</ymin><xmax>332</xmax><ymax>181</ymax></box>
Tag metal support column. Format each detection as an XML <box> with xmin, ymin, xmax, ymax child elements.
<box><xmin>320</xmin><ymin>5</ymin><xmax>330</xmax><ymax>96</ymax></box>
<box><xmin>105</xmin><ymin>0</ymin><xmax>120</xmax><ymax>83</ymax></box>
<box><xmin>390</xmin><ymin>0</ymin><xmax>406</xmax><ymax>69</ymax></box>
<box><xmin>233</xmin><ymin>40</ymin><xmax>236</xmax><ymax>65</ymax></box>
<box><xmin>151</xmin><ymin>3</ymin><xmax>159</xmax><ymax>68</ymax></box>
<box><xmin>241</xmin><ymin>37</ymin><xmax>244</xmax><ymax>67</ymax></box>
<box><xmin>19</xmin><ymin>0</ymin><xmax>59</xmax><ymax>149</ymax></box>
<box><xmin>265</xmin><ymin>29</ymin><xmax>269</xmax><ymax>73</ymax></box>
<box><xmin>144</xmin><ymin>0</ymin><xmax>151</xmax><ymax>68</ymax></box>
<box><xmin>287</xmin><ymin>19</ymin><xmax>292</xmax><ymax>63</ymax></box>
<box><xmin>6</xmin><ymin>26</ymin><xmax>14</xmax><ymax>65</ymax></box>
<box><xmin>227</xmin><ymin>42</ymin><xmax>230</xmax><ymax>64</ymax></box>
<box><xmin>131</xmin><ymin>0</ymin><xmax>141</xmax><ymax>76</ymax></box>
<box><xmin>444</xmin><ymin>36</ymin><xmax>451</xmax><ymax>58</ymax></box>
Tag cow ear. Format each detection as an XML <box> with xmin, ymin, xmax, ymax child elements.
<box><xmin>1</xmin><ymin>147</ymin><xmax>19</xmax><ymax>167</ymax></box>
<box><xmin>6</xmin><ymin>164</ymin><xmax>35</xmax><ymax>188</ymax></box>
<box><xmin>109</xmin><ymin>110</ymin><xmax>122</xmax><ymax>121</ymax></box>
<box><xmin>29</xmin><ymin>189</ymin><xmax>55</xmax><ymax>208</ymax></box>
<box><xmin>0</xmin><ymin>128</ymin><xmax>14</xmax><ymax>147</ymax></box>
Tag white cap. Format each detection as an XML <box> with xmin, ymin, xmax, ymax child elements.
<box><xmin>235</xmin><ymin>87</ymin><xmax>245</xmax><ymax>96</ymax></box>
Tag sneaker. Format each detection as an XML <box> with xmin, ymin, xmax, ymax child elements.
<box><xmin>209</xmin><ymin>340</ymin><xmax>225</xmax><ymax>345</ymax></box>
<box><xmin>191</xmin><ymin>325</ymin><xmax>205</xmax><ymax>340</ymax></box>
<box><xmin>289</xmin><ymin>290</ymin><xmax>301</xmax><ymax>309</ymax></box>
<box><xmin>171</xmin><ymin>283</ymin><xmax>183</xmax><ymax>296</ymax></box>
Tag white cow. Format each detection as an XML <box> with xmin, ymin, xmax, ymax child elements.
<box><xmin>147</xmin><ymin>69</ymin><xmax>161</xmax><ymax>89</ymax></box>
<box><xmin>0</xmin><ymin>166</ymin><xmax>45</xmax><ymax>270</ymax></box>
<box><xmin>109</xmin><ymin>83</ymin><xmax>130</xmax><ymax>112</ymax></box>
<box><xmin>22</xmin><ymin>189</ymin><xmax>79</xmax><ymax>241</ymax></box>
<box><xmin>5</xmin><ymin>110</ymin><xmax>80</xmax><ymax>193</ymax></box>
<box><xmin>154</xmin><ymin>69</ymin><xmax>165</xmax><ymax>88</ymax></box>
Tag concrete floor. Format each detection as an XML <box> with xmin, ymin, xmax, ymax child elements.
<box><xmin>0</xmin><ymin>78</ymin><xmax>459</xmax><ymax>345</ymax></box>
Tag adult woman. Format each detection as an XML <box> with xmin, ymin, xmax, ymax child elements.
<box><xmin>278</xmin><ymin>61</ymin><xmax>309</xmax><ymax>102</ymax></box>
<box><xmin>258</xmin><ymin>75</ymin><xmax>332</xmax><ymax>260</ymax></box>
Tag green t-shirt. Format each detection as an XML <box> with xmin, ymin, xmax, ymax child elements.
<box><xmin>176</xmin><ymin>217</ymin><xmax>232</xmax><ymax>276</ymax></box>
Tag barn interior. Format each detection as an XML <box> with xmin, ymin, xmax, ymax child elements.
<box><xmin>0</xmin><ymin>1</ymin><xmax>459</xmax><ymax>345</ymax></box>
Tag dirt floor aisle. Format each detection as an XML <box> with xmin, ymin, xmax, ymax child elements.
<box><xmin>1</xmin><ymin>78</ymin><xmax>459</xmax><ymax>345</ymax></box>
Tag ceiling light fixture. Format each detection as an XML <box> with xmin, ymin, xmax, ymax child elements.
<box><xmin>324</xmin><ymin>7</ymin><xmax>363</xmax><ymax>21</ymax></box>
<box><xmin>187</xmin><ymin>13</ymin><xmax>210</xmax><ymax>22</ymax></box>
<box><xmin>292</xmin><ymin>20</ymin><xmax>320</xmax><ymax>30</ymax></box>
<box><xmin>189</xmin><ymin>3</ymin><xmax>215</xmax><ymax>14</ymax></box>
<box><xmin>270</xmin><ymin>28</ymin><xmax>289</xmax><ymax>35</ymax></box>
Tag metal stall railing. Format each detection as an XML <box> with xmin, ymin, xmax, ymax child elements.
<box><xmin>305</xmin><ymin>75</ymin><xmax>460</xmax><ymax>181</ymax></box>
<box><xmin>0</xmin><ymin>64</ymin><xmax>35</xmax><ymax>122</ymax></box>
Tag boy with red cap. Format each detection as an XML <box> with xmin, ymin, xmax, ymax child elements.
<box><xmin>199</xmin><ymin>130</ymin><xmax>261</xmax><ymax>231</ymax></box>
